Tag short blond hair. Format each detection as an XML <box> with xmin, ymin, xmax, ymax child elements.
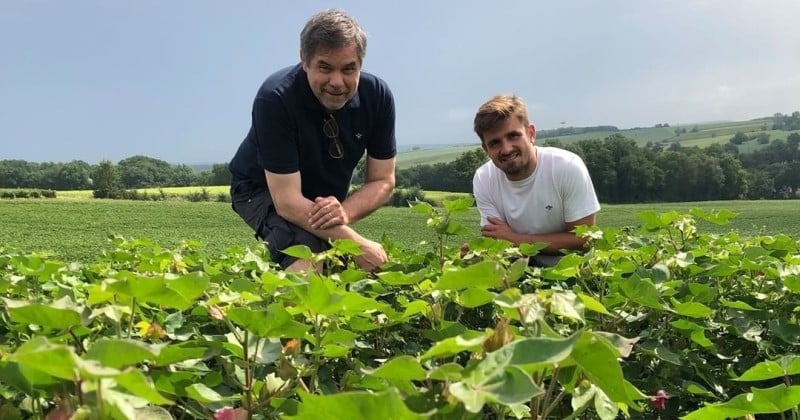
<box><xmin>473</xmin><ymin>94</ymin><xmax>530</xmax><ymax>142</ymax></box>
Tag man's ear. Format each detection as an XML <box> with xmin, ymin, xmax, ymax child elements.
<box><xmin>528</xmin><ymin>124</ymin><xmax>537</xmax><ymax>143</ymax></box>
<box><xmin>300</xmin><ymin>50</ymin><xmax>308</xmax><ymax>71</ymax></box>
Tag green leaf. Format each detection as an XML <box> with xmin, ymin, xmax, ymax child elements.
<box><xmin>683</xmin><ymin>384</ymin><xmax>800</xmax><ymax>419</ymax></box>
<box><xmin>282</xmin><ymin>245</ymin><xmax>314</xmax><ymax>260</ymax></box>
<box><xmin>449</xmin><ymin>365</ymin><xmax>541</xmax><ymax>413</ymax></box>
<box><xmin>8</xmin><ymin>336</ymin><xmax>79</xmax><ymax>380</ymax></box>
<box><xmin>571</xmin><ymin>332</ymin><xmax>642</xmax><ymax>408</ymax></box>
<box><xmin>0</xmin><ymin>361</ymin><xmax>62</xmax><ymax>395</ymax></box>
<box><xmin>497</xmin><ymin>333</ymin><xmax>581</xmax><ymax>367</ymax></box>
<box><xmin>84</xmin><ymin>339</ymin><xmax>161</xmax><ymax>369</ymax></box>
<box><xmin>115</xmin><ymin>369</ymin><xmax>173</xmax><ymax>404</ymax></box>
<box><xmin>2</xmin><ymin>296</ymin><xmax>84</xmax><ymax>331</ymax></box>
<box><xmin>782</xmin><ymin>275</ymin><xmax>800</xmax><ymax>293</ymax></box>
<box><xmin>736</xmin><ymin>356</ymin><xmax>800</xmax><ymax>381</ymax></box>
<box><xmin>420</xmin><ymin>333</ymin><xmax>486</xmax><ymax>361</ymax></box>
<box><xmin>410</xmin><ymin>201</ymin><xmax>434</xmax><ymax>216</ymax></box>
<box><xmin>228</xmin><ymin>304</ymin><xmax>309</xmax><ymax>338</ymax></box>
<box><xmin>592</xmin><ymin>332</ymin><xmax>639</xmax><ymax>358</ymax></box>
<box><xmin>153</xmin><ymin>342</ymin><xmax>214</xmax><ymax>366</ymax></box>
<box><xmin>618</xmin><ymin>276</ymin><xmax>665</xmax><ymax>310</ymax></box>
<box><xmin>363</xmin><ymin>355</ymin><xmax>427</xmax><ymax>381</ymax></box>
<box><xmin>377</xmin><ymin>269</ymin><xmax>427</xmax><ymax>285</ymax></box>
<box><xmin>458</xmin><ymin>288</ymin><xmax>496</xmax><ymax>308</ymax></box>
<box><xmin>429</xmin><ymin>363</ymin><xmax>464</xmax><ymax>381</ymax></box>
<box><xmin>550</xmin><ymin>292</ymin><xmax>585</xmax><ymax>322</ymax></box>
<box><xmin>435</xmin><ymin>261</ymin><xmax>504</xmax><ymax>290</ymax></box>
<box><xmin>639</xmin><ymin>341</ymin><xmax>682</xmax><ymax>365</ymax></box>
<box><xmin>769</xmin><ymin>319</ymin><xmax>800</xmax><ymax>345</ymax></box>
<box><xmin>689</xmin><ymin>208</ymin><xmax>737</xmax><ymax>225</ymax></box>
<box><xmin>719</xmin><ymin>298</ymin><xmax>757</xmax><ymax>311</ymax></box>
<box><xmin>671</xmin><ymin>300</ymin><xmax>713</xmax><ymax>318</ymax></box>
<box><xmin>295</xmin><ymin>275</ymin><xmax>342</xmax><ymax>315</ymax></box>
<box><xmin>443</xmin><ymin>197</ymin><xmax>474</xmax><ymax>214</ymax></box>
<box><xmin>438</xmin><ymin>219</ymin><xmax>470</xmax><ymax>236</ymax></box>
<box><xmin>185</xmin><ymin>383</ymin><xmax>227</xmax><ymax>403</ymax></box>
<box><xmin>578</xmin><ymin>293</ymin><xmax>612</xmax><ymax>315</ymax></box>
<box><xmin>683</xmin><ymin>380</ymin><xmax>717</xmax><ymax>398</ymax></box>
<box><xmin>330</xmin><ymin>239</ymin><xmax>363</xmax><ymax>255</ymax></box>
<box><xmin>670</xmin><ymin>319</ymin><xmax>715</xmax><ymax>349</ymax></box>
<box><xmin>105</xmin><ymin>273</ymin><xmax>166</xmax><ymax>299</ymax></box>
<box><xmin>287</xmin><ymin>389</ymin><xmax>428</xmax><ymax>420</ymax></box>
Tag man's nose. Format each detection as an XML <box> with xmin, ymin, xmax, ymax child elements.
<box><xmin>328</xmin><ymin>71</ymin><xmax>344</xmax><ymax>87</ymax></box>
<box><xmin>500</xmin><ymin>140</ymin><xmax>514</xmax><ymax>154</ymax></box>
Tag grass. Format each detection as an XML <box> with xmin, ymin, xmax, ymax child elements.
<box><xmin>58</xmin><ymin>186</ymin><xmax>231</xmax><ymax>200</ymax></box>
<box><xmin>396</xmin><ymin>145</ymin><xmax>479</xmax><ymax>169</ymax></box>
<box><xmin>1</xmin><ymin>199</ymin><xmax>798</xmax><ymax>263</ymax></box>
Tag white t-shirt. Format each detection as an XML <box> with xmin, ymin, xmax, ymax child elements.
<box><xmin>472</xmin><ymin>146</ymin><xmax>601</xmax><ymax>266</ymax></box>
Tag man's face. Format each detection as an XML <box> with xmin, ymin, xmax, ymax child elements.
<box><xmin>481</xmin><ymin>117</ymin><xmax>537</xmax><ymax>181</ymax></box>
<box><xmin>302</xmin><ymin>44</ymin><xmax>361</xmax><ymax>112</ymax></box>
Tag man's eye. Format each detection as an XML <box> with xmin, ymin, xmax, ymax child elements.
<box><xmin>319</xmin><ymin>66</ymin><xmax>331</xmax><ymax>72</ymax></box>
<box><xmin>343</xmin><ymin>68</ymin><xmax>356</xmax><ymax>75</ymax></box>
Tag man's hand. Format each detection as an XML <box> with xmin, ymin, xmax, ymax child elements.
<box><xmin>353</xmin><ymin>238</ymin><xmax>388</xmax><ymax>272</ymax></box>
<box><xmin>308</xmin><ymin>196</ymin><xmax>350</xmax><ymax>229</ymax></box>
<box><xmin>481</xmin><ymin>217</ymin><xmax>517</xmax><ymax>243</ymax></box>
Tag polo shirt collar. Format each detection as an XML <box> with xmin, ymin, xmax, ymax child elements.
<box><xmin>298</xmin><ymin>64</ymin><xmax>362</xmax><ymax>111</ymax></box>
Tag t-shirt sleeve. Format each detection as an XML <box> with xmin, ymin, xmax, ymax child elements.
<box><xmin>473</xmin><ymin>166</ymin><xmax>503</xmax><ymax>227</ymax></box>
<box><xmin>561</xmin><ymin>155</ymin><xmax>601</xmax><ymax>223</ymax></box>
<box><xmin>366</xmin><ymin>79</ymin><xmax>397</xmax><ymax>160</ymax></box>
<box><xmin>254</xmin><ymin>95</ymin><xmax>299</xmax><ymax>174</ymax></box>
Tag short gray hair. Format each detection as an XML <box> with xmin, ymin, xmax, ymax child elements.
<box><xmin>300</xmin><ymin>9</ymin><xmax>367</xmax><ymax>63</ymax></box>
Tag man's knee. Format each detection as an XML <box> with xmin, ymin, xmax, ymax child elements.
<box><xmin>263</xmin><ymin>214</ymin><xmax>329</xmax><ymax>269</ymax></box>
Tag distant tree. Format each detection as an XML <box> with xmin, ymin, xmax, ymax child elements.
<box><xmin>756</xmin><ymin>133</ymin><xmax>770</xmax><ymax>145</ymax></box>
<box><xmin>54</xmin><ymin>160</ymin><xmax>93</xmax><ymax>190</ymax></box>
<box><xmin>730</xmin><ymin>132</ymin><xmax>749</xmax><ymax>145</ymax></box>
<box><xmin>787</xmin><ymin>133</ymin><xmax>800</xmax><ymax>149</ymax></box>
<box><xmin>745</xmin><ymin>169</ymin><xmax>774</xmax><ymax>199</ymax></box>
<box><xmin>117</xmin><ymin>155</ymin><xmax>174</xmax><ymax>188</ymax></box>
<box><xmin>92</xmin><ymin>160</ymin><xmax>123</xmax><ymax>198</ymax></box>
<box><xmin>172</xmin><ymin>164</ymin><xmax>198</xmax><ymax>187</ymax></box>
<box><xmin>209</xmin><ymin>163</ymin><xmax>232</xmax><ymax>186</ymax></box>
<box><xmin>691</xmin><ymin>125</ymin><xmax>699</xmax><ymax>133</ymax></box>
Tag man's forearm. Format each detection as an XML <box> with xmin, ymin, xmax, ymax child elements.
<box><xmin>342</xmin><ymin>179</ymin><xmax>393</xmax><ymax>223</ymax></box>
<box><xmin>275</xmin><ymin>197</ymin><xmax>365</xmax><ymax>243</ymax></box>
<box><xmin>504</xmin><ymin>231</ymin><xmax>588</xmax><ymax>255</ymax></box>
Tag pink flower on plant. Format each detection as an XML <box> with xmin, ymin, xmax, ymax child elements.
<box><xmin>214</xmin><ymin>407</ymin><xmax>248</xmax><ymax>420</ymax></box>
<box><xmin>649</xmin><ymin>390</ymin><xmax>669</xmax><ymax>410</ymax></box>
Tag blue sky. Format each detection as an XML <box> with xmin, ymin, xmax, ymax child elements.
<box><xmin>2</xmin><ymin>0</ymin><xmax>799</xmax><ymax>164</ymax></box>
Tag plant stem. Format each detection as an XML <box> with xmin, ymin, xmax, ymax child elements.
<box><xmin>127</xmin><ymin>297</ymin><xmax>136</xmax><ymax>339</ymax></box>
<box><xmin>312</xmin><ymin>313</ymin><xmax>323</xmax><ymax>392</ymax></box>
<box><xmin>69</xmin><ymin>329</ymin><xmax>86</xmax><ymax>354</ymax></box>
<box><xmin>242</xmin><ymin>330</ymin><xmax>253</xmax><ymax>413</ymax></box>
<box><xmin>539</xmin><ymin>365</ymin><xmax>561</xmax><ymax>415</ymax></box>
<box><xmin>541</xmin><ymin>390</ymin><xmax>567</xmax><ymax>419</ymax></box>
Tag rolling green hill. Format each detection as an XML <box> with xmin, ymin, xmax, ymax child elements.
<box><xmin>398</xmin><ymin>116</ymin><xmax>799</xmax><ymax>166</ymax></box>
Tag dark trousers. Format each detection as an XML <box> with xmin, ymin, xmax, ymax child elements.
<box><xmin>230</xmin><ymin>183</ymin><xmax>329</xmax><ymax>268</ymax></box>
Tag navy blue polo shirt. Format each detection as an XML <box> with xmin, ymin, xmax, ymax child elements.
<box><xmin>228</xmin><ymin>63</ymin><xmax>396</xmax><ymax>202</ymax></box>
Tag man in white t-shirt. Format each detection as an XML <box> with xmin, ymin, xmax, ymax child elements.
<box><xmin>471</xmin><ymin>94</ymin><xmax>601</xmax><ymax>267</ymax></box>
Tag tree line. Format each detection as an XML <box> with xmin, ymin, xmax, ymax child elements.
<box><xmin>391</xmin><ymin>132</ymin><xmax>800</xmax><ymax>203</ymax></box>
<box><xmin>0</xmin><ymin>156</ymin><xmax>232</xmax><ymax>191</ymax></box>
<box><xmin>2</xmin><ymin>132</ymin><xmax>799</xmax><ymax>203</ymax></box>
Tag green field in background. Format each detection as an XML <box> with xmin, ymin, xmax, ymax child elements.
<box><xmin>1</xmin><ymin>199</ymin><xmax>797</xmax><ymax>263</ymax></box>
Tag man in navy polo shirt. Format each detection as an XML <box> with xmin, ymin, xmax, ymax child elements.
<box><xmin>228</xmin><ymin>9</ymin><xmax>396</xmax><ymax>272</ymax></box>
